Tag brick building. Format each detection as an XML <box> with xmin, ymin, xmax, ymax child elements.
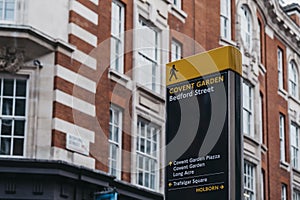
<box><xmin>0</xmin><ymin>0</ymin><xmax>299</xmax><ymax>199</ymax></box>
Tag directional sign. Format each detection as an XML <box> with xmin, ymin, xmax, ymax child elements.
<box><xmin>165</xmin><ymin>46</ymin><xmax>242</xmax><ymax>200</ymax></box>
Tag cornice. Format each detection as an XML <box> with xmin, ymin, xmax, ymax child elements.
<box><xmin>263</xmin><ymin>0</ymin><xmax>300</xmax><ymax>52</ymax></box>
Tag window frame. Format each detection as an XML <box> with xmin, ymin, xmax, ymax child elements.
<box><xmin>220</xmin><ymin>0</ymin><xmax>231</xmax><ymax>40</ymax></box>
<box><xmin>278</xmin><ymin>48</ymin><xmax>284</xmax><ymax>90</ymax></box>
<box><xmin>136</xmin><ymin>117</ymin><xmax>159</xmax><ymax>190</ymax></box>
<box><xmin>279</xmin><ymin>114</ymin><xmax>285</xmax><ymax>162</ymax></box>
<box><xmin>289</xmin><ymin>60</ymin><xmax>298</xmax><ymax>98</ymax></box>
<box><xmin>0</xmin><ymin>0</ymin><xmax>16</xmax><ymax>22</ymax></box>
<box><xmin>243</xmin><ymin>81</ymin><xmax>254</xmax><ymax>137</ymax></box>
<box><xmin>293</xmin><ymin>189</ymin><xmax>300</xmax><ymax>200</ymax></box>
<box><xmin>259</xmin><ymin>94</ymin><xmax>263</xmax><ymax>143</ymax></box>
<box><xmin>110</xmin><ymin>0</ymin><xmax>125</xmax><ymax>73</ymax></box>
<box><xmin>172</xmin><ymin>0</ymin><xmax>182</xmax><ymax>10</ymax></box>
<box><xmin>240</xmin><ymin>5</ymin><xmax>252</xmax><ymax>49</ymax></box>
<box><xmin>291</xmin><ymin>122</ymin><xmax>300</xmax><ymax>170</ymax></box>
<box><xmin>136</xmin><ymin>18</ymin><xmax>161</xmax><ymax>93</ymax></box>
<box><xmin>244</xmin><ymin>161</ymin><xmax>256</xmax><ymax>200</ymax></box>
<box><xmin>108</xmin><ymin>105</ymin><xmax>123</xmax><ymax>179</ymax></box>
<box><xmin>171</xmin><ymin>39</ymin><xmax>182</xmax><ymax>62</ymax></box>
<box><xmin>281</xmin><ymin>184</ymin><xmax>287</xmax><ymax>200</ymax></box>
<box><xmin>0</xmin><ymin>75</ymin><xmax>28</xmax><ymax>157</ymax></box>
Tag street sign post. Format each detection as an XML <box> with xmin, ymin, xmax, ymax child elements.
<box><xmin>165</xmin><ymin>46</ymin><xmax>242</xmax><ymax>200</ymax></box>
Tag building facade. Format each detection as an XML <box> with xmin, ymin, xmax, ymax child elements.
<box><xmin>0</xmin><ymin>0</ymin><xmax>300</xmax><ymax>199</ymax></box>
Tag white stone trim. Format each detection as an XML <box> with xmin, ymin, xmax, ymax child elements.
<box><xmin>71</xmin><ymin>1</ymin><xmax>98</xmax><ymax>25</ymax></box>
<box><xmin>54</xmin><ymin>90</ymin><xmax>96</xmax><ymax>117</ymax></box>
<box><xmin>90</xmin><ymin>0</ymin><xmax>99</xmax><ymax>5</ymax></box>
<box><xmin>72</xmin><ymin>50</ymin><xmax>97</xmax><ymax>70</ymax></box>
<box><xmin>56</xmin><ymin>65</ymin><xmax>96</xmax><ymax>93</ymax></box>
<box><xmin>51</xmin><ymin>146</ymin><xmax>95</xmax><ymax>169</ymax></box>
<box><xmin>53</xmin><ymin>118</ymin><xmax>95</xmax><ymax>143</ymax></box>
<box><xmin>69</xmin><ymin>23</ymin><xmax>97</xmax><ymax>47</ymax></box>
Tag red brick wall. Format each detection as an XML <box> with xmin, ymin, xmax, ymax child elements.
<box><xmin>265</xmin><ymin>34</ymin><xmax>290</xmax><ymax>199</ymax></box>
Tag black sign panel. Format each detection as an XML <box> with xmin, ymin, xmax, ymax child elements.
<box><xmin>166</xmin><ymin>71</ymin><xmax>230</xmax><ymax>200</ymax></box>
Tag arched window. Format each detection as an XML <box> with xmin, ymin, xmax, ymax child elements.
<box><xmin>289</xmin><ymin>61</ymin><xmax>298</xmax><ymax>98</ymax></box>
<box><xmin>239</xmin><ymin>5</ymin><xmax>252</xmax><ymax>49</ymax></box>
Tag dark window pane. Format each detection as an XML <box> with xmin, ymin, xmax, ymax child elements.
<box><xmin>0</xmin><ymin>137</ymin><xmax>11</xmax><ymax>155</ymax></box>
<box><xmin>138</xmin><ymin>171</ymin><xmax>143</xmax><ymax>185</ymax></box>
<box><xmin>16</xmin><ymin>80</ymin><xmax>26</xmax><ymax>97</ymax></box>
<box><xmin>13</xmin><ymin>138</ymin><xmax>23</xmax><ymax>156</ymax></box>
<box><xmin>3</xmin><ymin>79</ymin><xmax>14</xmax><ymax>96</ymax></box>
<box><xmin>2</xmin><ymin>98</ymin><xmax>13</xmax><ymax>115</ymax></box>
<box><xmin>1</xmin><ymin>120</ymin><xmax>12</xmax><ymax>135</ymax></box>
<box><xmin>15</xmin><ymin>99</ymin><xmax>25</xmax><ymax>116</ymax></box>
<box><xmin>14</xmin><ymin>120</ymin><xmax>24</xmax><ymax>136</ymax></box>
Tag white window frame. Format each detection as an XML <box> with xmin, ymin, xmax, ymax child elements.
<box><xmin>261</xmin><ymin>170</ymin><xmax>265</xmax><ymax>200</ymax></box>
<box><xmin>244</xmin><ymin>161</ymin><xmax>256</xmax><ymax>200</ymax></box>
<box><xmin>279</xmin><ymin>114</ymin><xmax>285</xmax><ymax>162</ymax></box>
<box><xmin>110</xmin><ymin>0</ymin><xmax>125</xmax><ymax>73</ymax></box>
<box><xmin>0</xmin><ymin>0</ymin><xmax>16</xmax><ymax>22</ymax></box>
<box><xmin>171</xmin><ymin>40</ymin><xmax>182</xmax><ymax>62</ymax></box>
<box><xmin>0</xmin><ymin>76</ymin><xmax>28</xmax><ymax>157</ymax></box>
<box><xmin>258</xmin><ymin>20</ymin><xmax>262</xmax><ymax>63</ymax></box>
<box><xmin>136</xmin><ymin>18</ymin><xmax>161</xmax><ymax>93</ymax></box>
<box><xmin>136</xmin><ymin>118</ymin><xmax>159</xmax><ymax>190</ymax></box>
<box><xmin>108</xmin><ymin>105</ymin><xmax>122</xmax><ymax>179</ymax></box>
<box><xmin>281</xmin><ymin>184</ymin><xmax>287</xmax><ymax>200</ymax></box>
<box><xmin>289</xmin><ymin>61</ymin><xmax>298</xmax><ymax>98</ymax></box>
<box><xmin>278</xmin><ymin>48</ymin><xmax>284</xmax><ymax>90</ymax></box>
<box><xmin>220</xmin><ymin>0</ymin><xmax>231</xmax><ymax>40</ymax></box>
<box><xmin>243</xmin><ymin>81</ymin><xmax>253</xmax><ymax>137</ymax></box>
<box><xmin>294</xmin><ymin>189</ymin><xmax>300</xmax><ymax>200</ymax></box>
<box><xmin>259</xmin><ymin>94</ymin><xmax>263</xmax><ymax>143</ymax></box>
<box><xmin>172</xmin><ymin>0</ymin><xmax>181</xmax><ymax>10</ymax></box>
<box><xmin>240</xmin><ymin>5</ymin><xmax>252</xmax><ymax>49</ymax></box>
<box><xmin>291</xmin><ymin>123</ymin><xmax>299</xmax><ymax>170</ymax></box>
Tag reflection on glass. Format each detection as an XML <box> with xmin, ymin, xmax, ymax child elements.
<box><xmin>2</xmin><ymin>98</ymin><xmax>12</xmax><ymax>115</ymax></box>
<box><xmin>1</xmin><ymin>119</ymin><xmax>12</xmax><ymax>135</ymax></box>
<box><xmin>0</xmin><ymin>137</ymin><xmax>11</xmax><ymax>155</ymax></box>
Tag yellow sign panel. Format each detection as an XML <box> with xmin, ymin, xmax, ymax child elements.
<box><xmin>166</xmin><ymin>46</ymin><xmax>242</xmax><ymax>86</ymax></box>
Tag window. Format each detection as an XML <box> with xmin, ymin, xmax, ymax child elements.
<box><xmin>172</xmin><ymin>0</ymin><xmax>181</xmax><ymax>10</ymax></box>
<box><xmin>244</xmin><ymin>162</ymin><xmax>256</xmax><ymax>200</ymax></box>
<box><xmin>136</xmin><ymin>19</ymin><xmax>160</xmax><ymax>93</ymax></box>
<box><xmin>291</xmin><ymin>123</ymin><xmax>299</xmax><ymax>169</ymax></box>
<box><xmin>289</xmin><ymin>61</ymin><xmax>298</xmax><ymax>98</ymax></box>
<box><xmin>279</xmin><ymin>114</ymin><xmax>285</xmax><ymax>162</ymax></box>
<box><xmin>243</xmin><ymin>82</ymin><xmax>253</xmax><ymax>137</ymax></box>
<box><xmin>294</xmin><ymin>189</ymin><xmax>300</xmax><ymax>200</ymax></box>
<box><xmin>0</xmin><ymin>77</ymin><xmax>27</xmax><ymax>156</ymax></box>
<box><xmin>278</xmin><ymin>48</ymin><xmax>284</xmax><ymax>89</ymax></box>
<box><xmin>259</xmin><ymin>94</ymin><xmax>263</xmax><ymax>143</ymax></box>
<box><xmin>171</xmin><ymin>40</ymin><xmax>182</xmax><ymax>62</ymax></box>
<box><xmin>261</xmin><ymin>170</ymin><xmax>265</xmax><ymax>200</ymax></box>
<box><xmin>110</xmin><ymin>0</ymin><xmax>125</xmax><ymax>73</ymax></box>
<box><xmin>239</xmin><ymin>5</ymin><xmax>252</xmax><ymax>49</ymax></box>
<box><xmin>220</xmin><ymin>0</ymin><xmax>231</xmax><ymax>39</ymax></box>
<box><xmin>0</xmin><ymin>0</ymin><xmax>15</xmax><ymax>21</ymax></box>
<box><xmin>281</xmin><ymin>184</ymin><xmax>287</xmax><ymax>200</ymax></box>
<box><xmin>136</xmin><ymin>118</ymin><xmax>159</xmax><ymax>190</ymax></box>
<box><xmin>258</xmin><ymin>20</ymin><xmax>262</xmax><ymax>63</ymax></box>
<box><xmin>109</xmin><ymin>106</ymin><xmax>122</xmax><ymax>179</ymax></box>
